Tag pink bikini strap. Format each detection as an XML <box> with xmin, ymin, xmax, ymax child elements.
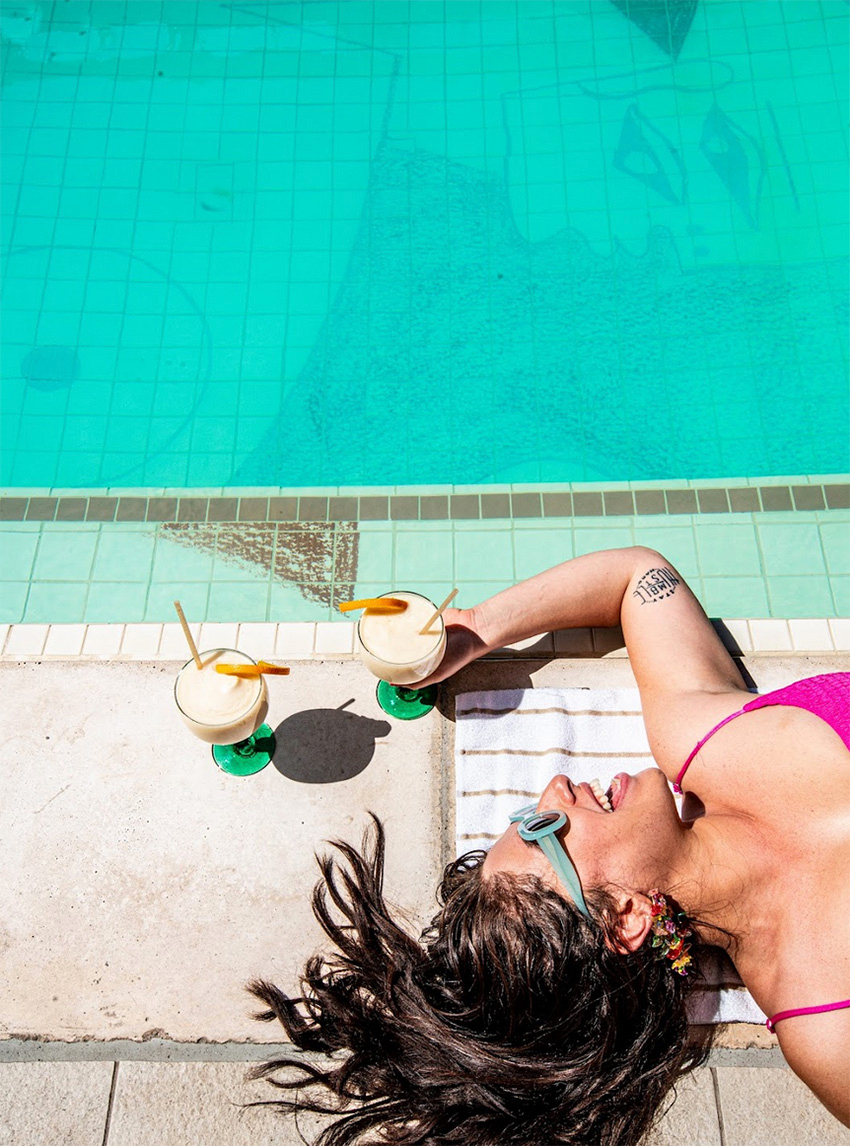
<box><xmin>672</xmin><ymin>707</ymin><xmax>747</xmax><ymax>793</ymax></box>
<box><xmin>766</xmin><ymin>999</ymin><xmax>850</xmax><ymax>1033</ymax></box>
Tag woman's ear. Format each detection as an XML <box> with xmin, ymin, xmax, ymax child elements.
<box><xmin>606</xmin><ymin>892</ymin><xmax>654</xmax><ymax>955</ymax></box>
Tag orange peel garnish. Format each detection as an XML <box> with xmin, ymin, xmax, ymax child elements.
<box><xmin>338</xmin><ymin>597</ymin><xmax>408</xmax><ymax>614</ymax></box>
<box><xmin>215</xmin><ymin>662</ymin><xmax>290</xmax><ymax>677</ymax></box>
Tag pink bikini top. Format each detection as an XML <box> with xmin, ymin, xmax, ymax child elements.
<box><xmin>673</xmin><ymin>672</ymin><xmax>850</xmax><ymax>794</ymax></box>
<box><xmin>673</xmin><ymin>673</ymin><xmax>850</xmax><ymax>1032</ymax></box>
<box><xmin>765</xmin><ymin>999</ymin><xmax>850</xmax><ymax>1033</ymax></box>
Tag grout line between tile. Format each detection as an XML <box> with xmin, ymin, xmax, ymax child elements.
<box><xmin>101</xmin><ymin>1061</ymin><xmax>119</xmax><ymax>1146</ymax></box>
<box><xmin>0</xmin><ymin>1037</ymin><xmax>788</xmax><ymax>1065</ymax></box>
<box><xmin>710</xmin><ymin>1066</ymin><xmax>728</xmax><ymax>1146</ymax></box>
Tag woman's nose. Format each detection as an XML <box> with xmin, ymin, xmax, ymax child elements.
<box><xmin>537</xmin><ymin>773</ymin><xmax>574</xmax><ymax>811</ymax></box>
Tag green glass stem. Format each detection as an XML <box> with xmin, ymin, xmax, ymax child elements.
<box><xmin>211</xmin><ymin>722</ymin><xmax>276</xmax><ymax>775</ymax></box>
<box><xmin>375</xmin><ymin>680</ymin><xmax>438</xmax><ymax>720</ymax></box>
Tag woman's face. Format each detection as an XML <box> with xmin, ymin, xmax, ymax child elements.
<box><xmin>482</xmin><ymin>768</ymin><xmax>686</xmax><ymax>902</ymax></box>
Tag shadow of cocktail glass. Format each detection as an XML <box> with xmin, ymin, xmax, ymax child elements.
<box><xmin>270</xmin><ymin>700</ymin><xmax>391</xmax><ymax>784</ymax></box>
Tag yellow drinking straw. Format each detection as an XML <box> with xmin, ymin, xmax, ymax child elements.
<box><xmin>173</xmin><ymin>600</ymin><xmax>202</xmax><ymax>670</ymax></box>
<box><xmin>420</xmin><ymin>588</ymin><xmax>458</xmax><ymax>634</ymax></box>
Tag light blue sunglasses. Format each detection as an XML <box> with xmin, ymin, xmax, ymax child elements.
<box><xmin>509</xmin><ymin>804</ymin><xmax>590</xmax><ymax>918</ymax></box>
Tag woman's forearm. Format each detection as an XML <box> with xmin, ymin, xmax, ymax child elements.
<box><xmin>417</xmin><ymin>545</ymin><xmax>719</xmax><ymax>689</ymax></box>
<box><xmin>470</xmin><ymin>547</ymin><xmax>655</xmax><ymax>652</ymax></box>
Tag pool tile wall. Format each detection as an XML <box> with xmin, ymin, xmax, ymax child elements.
<box><xmin>1</xmin><ymin>478</ymin><xmax>847</xmax><ymax>624</ymax></box>
<box><xmin>2</xmin><ymin>481</ymin><xmax>849</xmax><ymax>524</ymax></box>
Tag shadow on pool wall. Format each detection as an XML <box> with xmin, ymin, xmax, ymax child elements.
<box><xmin>161</xmin><ymin>520</ymin><xmax>359</xmax><ymax>611</ymax></box>
<box><xmin>234</xmin><ymin>139</ymin><xmax>849</xmax><ymax>488</ymax></box>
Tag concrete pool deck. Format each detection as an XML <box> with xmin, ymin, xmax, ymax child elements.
<box><xmin>2</xmin><ymin>631</ymin><xmax>849</xmax><ymax>1143</ymax></box>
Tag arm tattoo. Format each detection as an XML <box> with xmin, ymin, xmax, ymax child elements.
<box><xmin>633</xmin><ymin>566</ymin><xmax>680</xmax><ymax>604</ymax></box>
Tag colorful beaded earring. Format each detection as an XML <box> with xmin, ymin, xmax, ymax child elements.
<box><xmin>648</xmin><ymin>890</ymin><xmax>693</xmax><ymax>976</ymax></box>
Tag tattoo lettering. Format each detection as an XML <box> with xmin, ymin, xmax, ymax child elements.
<box><xmin>633</xmin><ymin>566</ymin><xmax>680</xmax><ymax>604</ymax></box>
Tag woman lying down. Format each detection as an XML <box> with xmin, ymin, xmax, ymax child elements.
<box><xmin>247</xmin><ymin>547</ymin><xmax>850</xmax><ymax>1142</ymax></box>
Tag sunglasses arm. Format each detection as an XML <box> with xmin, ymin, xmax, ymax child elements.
<box><xmin>537</xmin><ymin>834</ymin><xmax>590</xmax><ymax>918</ymax></box>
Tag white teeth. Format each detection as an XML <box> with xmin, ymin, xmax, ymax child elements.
<box><xmin>589</xmin><ymin>778</ymin><xmax>613</xmax><ymax>813</ymax></box>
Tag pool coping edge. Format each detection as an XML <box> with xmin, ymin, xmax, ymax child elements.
<box><xmin>1</xmin><ymin>618</ymin><xmax>848</xmax><ymax>659</ymax></box>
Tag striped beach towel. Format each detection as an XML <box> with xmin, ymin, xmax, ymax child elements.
<box><xmin>455</xmin><ymin>687</ymin><xmax>766</xmax><ymax>1025</ymax></box>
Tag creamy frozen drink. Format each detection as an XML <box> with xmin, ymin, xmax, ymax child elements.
<box><xmin>357</xmin><ymin>592</ymin><xmax>447</xmax><ymax>685</ymax></box>
<box><xmin>174</xmin><ymin>649</ymin><xmax>268</xmax><ymax>744</ymax></box>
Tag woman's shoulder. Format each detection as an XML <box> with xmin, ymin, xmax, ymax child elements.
<box><xmin>637</xmin><ymin>687</ymin><xmax>752</xmax><ymax>787</ymax></box>
<box><xmin>643</xmin><ymin>683</ymin><xmax>850</xmax><ymax>809</ymax></box>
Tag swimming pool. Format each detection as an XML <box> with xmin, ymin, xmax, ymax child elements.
<box><xmin>3</xmin><ymin>0</ymin><xmax>848</xmax><ymax>489</ymax></box>
<box><xmin>1</xmin><ymin>1</ymin><xmax>848</xmax><ymax>624</ymax></box>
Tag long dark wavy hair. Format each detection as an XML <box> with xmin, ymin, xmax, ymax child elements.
<box><xmin>247</xmin><ymin>815</ymin><xmax>712</xmax><ymax>1145</ymax></box>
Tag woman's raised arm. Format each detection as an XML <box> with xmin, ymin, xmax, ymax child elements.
<box><xmin>417</xmin><ymin>547</ymin><xmax>749</xmax><ymax>770</ymax></box>
<box><xmin>422</xmin><ymin>548</ymin><xmax>739</xmax><ymax>687</ymax></box>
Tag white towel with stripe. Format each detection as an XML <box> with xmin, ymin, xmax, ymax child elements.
<box><xmin>455</xmin><ymin>688</ymin><xmax>766</xmax><ymax>1026</ymax></box>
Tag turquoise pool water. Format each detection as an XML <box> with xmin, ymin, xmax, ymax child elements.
<box><xmin>2</xmin><ymin>0</ymin><xmax>848</xmax><ymax>489</ymax></box>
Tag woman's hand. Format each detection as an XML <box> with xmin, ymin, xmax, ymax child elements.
<box><xmin>413</xmin><ymin>607</ymin><xmax>490</xmax><ymax>687</ymax></box>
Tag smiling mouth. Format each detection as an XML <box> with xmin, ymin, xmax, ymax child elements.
<box><xmin>586</xmin><ymin>775</ymin><xmax>627</xmax><ymax>812</ymax></box>
<box><xmin>588</xmin><ymin>778</ymin><xmax>614</xmax><ymax>812</ymax></box>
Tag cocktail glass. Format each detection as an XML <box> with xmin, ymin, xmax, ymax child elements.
<box><xmin>174</xmin><ymin>648</ymin><xmax>276</xmax><ymax>775</ymax></box>
<box><xmin>355</xmin><ymin>591</ymin><xmax>447</xmax><ymax>719</ymax></box>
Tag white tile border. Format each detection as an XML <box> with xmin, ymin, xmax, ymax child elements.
<box><xmin>43</xmin><ymin>623</ymin><xmax>87</xmax><ymax>657</ymax></box>
<box><xmin>197</xmin><ymin>622</ymin><xmax>239</xmax><ymax>651</ymax></box>
<box><xmin>787</xmin><ymin>618</ymin><xmax>835</xmax><ymax>653</ymax></box>
<box><xmin>81</xmin><ymin>624</ymin><xmax>124</xmax><ymax>657</ymax></box>
<box><xmin>159</xmin><ymin>622</ymin><xmax>199</xmax><ymax>659</ymax></box>
<box><xmin>718</xmin><ymin>619</ymin><xmax>753</xmax><ymax>654</ymax></box>
<box><xmin>235</xmin><ymin>623</ymin><xmax>278</xmax><ymax>659</ymax></box>
<box><xmin>1</xmin><ymin>619</ymin><xmax>847</xmax><ymax>660</ymax></box>
<box><xmin>313</xmin><ymin>622</ymin><xmax>355</xmax><ymax>656</ymax></box>
<box><xmin>828</xmin><ymin>618</ymin><xmax>850</xmax><ymax>650</ymax></box>
<box><xmin>274</xmin><ymin>622</ymin><xmax>317</xmax><ymax>659</ymax></box>
<box><xmin>4</xmin><ymin>624</ymin><xmax>49</xmax><ymax>656</ymax></box>
<box><xmin>553</xmin><ymin>627</ymin><xmax>594</xmax><ymax>655</ymax></box>
<box><xmin>489</xmin><ymin>632</ymin><xmax>555</xmax><ymax>657</ymax></box>
<box><xmin>748</xmin><ymin>619</ymin><xmax>794</xmax><ymax>652</ymax></box>
<box><xmin>119</xmin><ymin>623</ymin><xmax>163</xmax><ymax>658</ymax></box>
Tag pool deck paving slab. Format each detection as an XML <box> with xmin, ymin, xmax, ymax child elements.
<box><xmin>0</xmin><ymin>659</ymin><xmax>445</xmax><ymax>1044</ymax></box>
<box><xmin>1</xmin><ymin>648</ymin><xmax>849</xmax><ymax>1143</ymax></box>
<box><xmin>2</xmin><ymin>1060</ymin><xmax>848</xmax><ymax>1145</ymax></box>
